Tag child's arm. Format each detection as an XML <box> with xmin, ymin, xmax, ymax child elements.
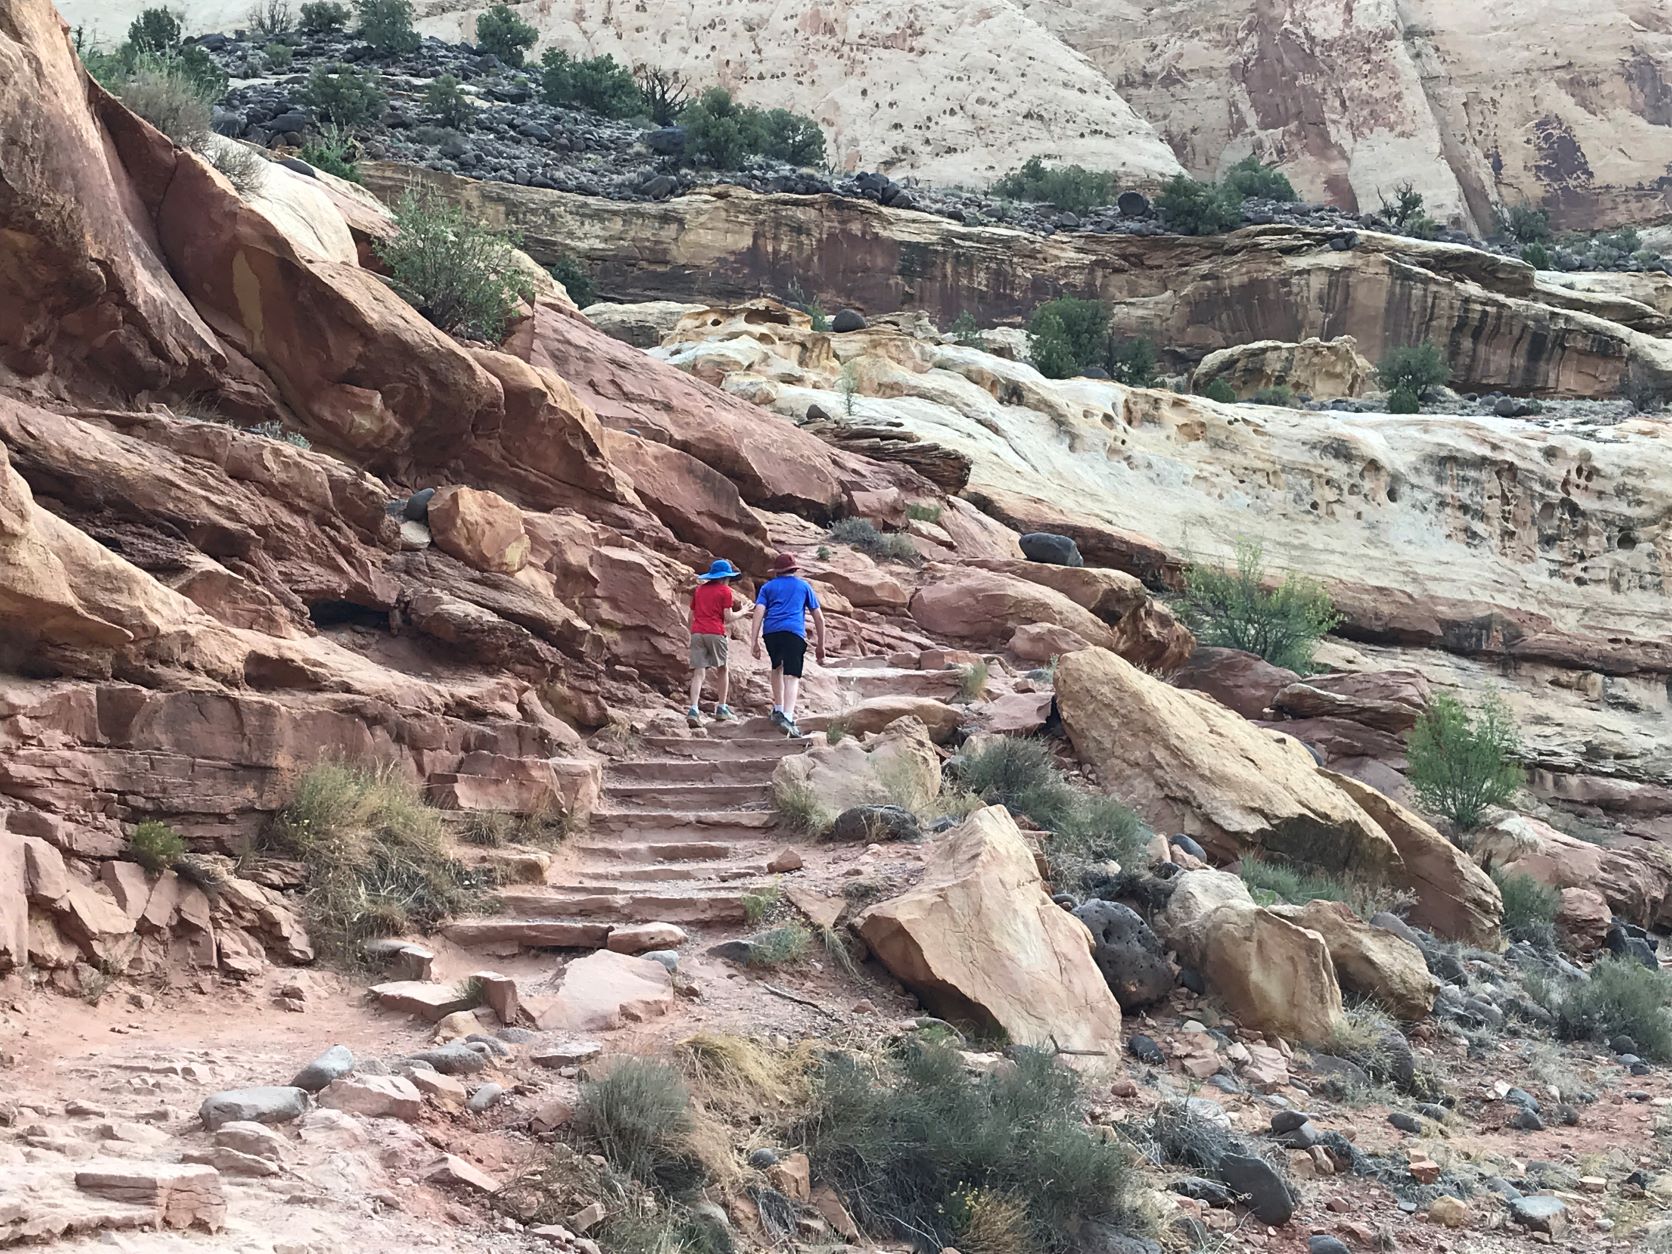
<box><xmin>750</xmin><ymin>600</ymin><xmax>766</xmax><ymax>657</ymax></box>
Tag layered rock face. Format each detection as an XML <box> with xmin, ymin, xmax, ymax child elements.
<box><xmin>385</xmin><ymin>170</ymin><xmax>1672</xmax><ymax>396</ymax></box>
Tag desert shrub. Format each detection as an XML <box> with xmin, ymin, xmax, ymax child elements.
<box><xmin>745</xmin><ymin>923</ymin><xmax>811</xmax><ymax>968</ymax></box>
<box><xmin>128</xmin><ymin>7</ymin><xmax>182</xmax><ymax>54</ymax></box>
<box><xmin>1406</xmin><ymin>692</ymin><xmax>1523</xmax><ymax>829</ymax></box>
<box><xmin>838</xmin><ymin>360</ymin><xmax>860</xmax><ymax>416</ymax></box>
<box><xmin>1222</xmin><ymin>155</ymin><xmax>1295</xmax><ymax>202</ymax></box>
<box><xmin>579</xmin><ymin>1058</ymin><xmax>703</xmax><ymax>1189</ymax></box>
<box><xmin>1198</xmin><ymin>378</ymin><xmax>1237</xmax><ymax>403</ymax></box>
<box><xmin>1026</xmin><ymin>297</ymin><xmax>1109</xmax><ymax>379</ymax></box>
<box><xmin>249</xmin><ymin>0</ymin><xmax>293</xmax><ymax>33</ymax></box>
<box><xmin>423</xmin><ymin>73</ymin><xmax>472</xmax><ymax>127</ymax></box>
<box><xmin>1155</xmin><ymin>175</ymin><xmax>1241</xmax><ymax>235</ymax></box>
<box><xmin>298</xmin><ymin>0</ymin><xmax>350</xmax><ymax>32</ymax></box>
<box><xmin>992</xmin><ymin>156</ymin><xmax>1117</xmax><ymax>214</ymax></box>
<box><xmin>1623</xmin><ymin>365</ymin><xmax>1666</xmax><ymax>414</ymax></box>
<box><xmin>263</xmin><ymin>759</ymin><xmax>487</xmax><ymax>962</ymax></box>
<box><xmin>906</xmin><ymin>501</ymin><xmax>943</xmax><ymax>523</ymax></box>
<box><xmin>741</xmin><ymin>886</ymin><xmax>781</xmax><ymax>925</ymax></box>
<box><xmin>474</xmin><ymin>3</ymin><xmax>537</xmax><ymax>65</ymax></box>
<box><xmin>799</xmin><ymin>1042</ymin><xmax>1146</xmax><ymax>1251</ymax></box>
<box><xmin>549</xmin><ymin>254</ymin><xmax>595</xmax><ymax>308</ymax></box>
<box><xmin>1387</xmin><ymin>386</ymin><xmax>1421</xmax><ymax>414</ymax></box>
<box><xmin>1248</xmin><ymin>384</ymin><xmax>1293</xmax><ymax>407</ymax></box>
<box><xmin>1324</xmin><ymin>1003</ymin><xmax>1400</xmax><ymax>1083</ymax></box>
<box><xmin>208</xmin><ymin>140</ymin><xmax>268</xmax><ymax>196</ymax></box>
<box><xmin>678</xmin><ymin>85</ymin><xmax>756</xmax><ymax>168</ymax></box>
<box><xmin>1534</xmin><ymin>957</ymin><xmax>1672</xmax><ymax>1061</ymax></box>
<box><xmin>1379</xmin><ymin>181</ymin><xmax>1439</xmax><ymax>239</ymax></box>
<box><xmin>756</xmin><ymin>107</ymin><xmax>826</xmax><ymax>166</ymax></box>
<box><xmin>635</xmin><ymin>65</ymin><xmax>689</xmax><ymax>126</ymax></box>
<box><xmin>354</xmin><ymin>0</ymin><xmax>418</xmax><ymax>56</ymax></box>
<box><xmin>1491</xmin><ymin>868</ymin><xmax>1559</xmax><ymax>949</ymax></box>
<box><xmin>457</xmin><ymin>808</ymin><xmax>566</xmax><ymax>849</ymax></box>
<box><xmin>1499</xmin><ymin>203</ymin><xmax>1551</xmax><ymax>244</ymax></box>
<box><xmin>956</xmin><ymin>661</ymin><xmax>990</xmax><ymax>703</ymax></box>
<box><xmin>827</xmin><ymin>517</ymin><xmax>920</xmax><ymax>564</ymax></box>
<box><xmin>128</xmin><ymin>820</ymin><xmax>188</xmax><ymax>874</ymax></box>
<box><xmin>374</xmin><ymin>191</ymin><xmax>535</xmax><ymax>341</ymax></box>
<box><xmin>1376</xmin><ymin>342</ymin><xmax>1449</xmax><ymax>397</ymax></box>
<box><xmin>954</xmin><ymin>738</ymin><xmax>1146</xmax><ymax>882</ymax></box>
<box><xmin>1176</xmin><ymin>538</ymin><xmax>1340</xmax><ymax>673</ymax></box>
<box><xmin>300</xmin><ymin>122</ymin><xmax>360</xmax><ymax>180</ymax></box>
<box><xmin>265</xmin><ymin>42</ymin><xmax>294</xmax><ymax>70</ymax></box>
<box><xmin>950</xmin><ymin>311</ymin><xmax>981</xmax><ymax>347</ymax></box>
<box><xmin>771</xmin><ymin>777</ymin><xmax>832</xmax><ymax>837</ymax></box>
<box><xmin>113</xmin><ymin>57</ymin><xmax>212</xmax><ymax>148</ymax></box>
<box><xmin>540</xmin><ymin>49</ymin><xmax>643</xmax><ymax>118</ymax></box>
<box><xmin>1241</xmin><ymin>856</ymin><xmax>1410</xmax><ymax>921</ymax></box>
<box><xmin>303</xmin><ymin>62</ymin><xmax>387</xmax><ymax>125</ymax></box>
<box><xmin>1520</xmin><ymin>241</ymin><xmax>1551</xmax><ymax>269</ymax></box>
<box><xmin>1106</xmin><ymin>336</ymin><xmax>1158</xmax><ymax>387</ymax></box>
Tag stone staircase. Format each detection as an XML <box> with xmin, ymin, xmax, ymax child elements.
<box><xmin>440</xmin><ymin>716</ymin><xmax>812</xmax><ymax>952</ymax></box>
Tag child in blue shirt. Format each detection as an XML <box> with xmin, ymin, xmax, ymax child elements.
<box><xmin>750</xmin><ymin>552</ymin><xmax>827</xmax><ymax>738</ymax></box>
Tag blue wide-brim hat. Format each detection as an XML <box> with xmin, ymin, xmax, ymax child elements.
<box><xmin>698</xmin><ymin>558</ymin><xmax>741</xmax><ymax>581</ymax></box>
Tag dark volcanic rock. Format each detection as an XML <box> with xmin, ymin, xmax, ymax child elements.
<box><xmin>1074</xmin><ymin>901</ymin><xmax>1174</xmax><ymax>1009</ymax></box>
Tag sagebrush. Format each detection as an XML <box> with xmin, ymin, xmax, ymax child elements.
<box><xmin>128</xmin><ymin>820</ymin><xmax>188</xmax><ymax>874</ymax></box>
<box><xmin>1490</xmin><ymin>867</ymin><xmax>1559</xmax><ymax>949</ymax></box>
<box><xmin>1532</xmin><ymin>958</ymin><xmax>1672</xmax><ymax>1062</ymax></box>
<box><xmin>827</xmin><ymin>517</ymin><xmax>919</xmax><ymax>564</ymax></box>
<box><xmin>1176</xmin><ymin>539</ymin><xmax>1340</xmax><ymax>673</ymax></box>
<box><xmin>374</xmin><ymin>191</ymin><xmax>535</xmax><ymax>341</ymax></box>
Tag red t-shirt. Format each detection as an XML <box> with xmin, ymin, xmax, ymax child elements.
<box><xmin>690</xmin><ymin>582</ymin><xmax>736</xmax><ymax>636</ymax></box>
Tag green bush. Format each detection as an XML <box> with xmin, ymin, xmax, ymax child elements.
<box><xmin>1241</xmin><ymin>856</ymin><xmax>1409</xmax><ymax>920</ymax></box>
<box><xmin>679</xmin><ymin>86</ymin><xmax>753</xmax><ymax>168</ymax></box>
<box><xmin>1535</xmin><ymin>957</ymin><xmax>1672</xmax><ymax>1062</ymax></box>
<box><xmin>263</xmin><ymin>759</ymin><xmax>487</xmax><ymax>962</ymax></box>
<box><xmin>827</xmin><ymin>517</ymin><xmax>920</xmax><ymax>564</ymax></box>
<box><xmin>354</xmin><ymin>0</ymin><xmax>418</xmax><ymax>56</ymax></box>
<box><xmin>1177</xmin><ymin>538</ymin><xmax>1340</xmax><ymax>673</ymax></box>
<box><xmin>906</xmin><ymin>502</ymin><xmax>943</xmax><ymax>523</ymax></box>
<box><xmin>757</xmin><ymin>107</ymin><xmax>826</xmax><ymax>165</ymax></box>
<box><xmin>474</xmin><ymin>3</ymin><xmax>537</xmax><ymax>65</ymax></box>
<box><xmin>800</xmin><ymin>1042</ymin><xmax>1147</xmax><ymax>1251</ymax></box>
<box><xmin>1155</xmin><ymin>175</ymin><xmax>1241</xmax><ymax>235</ymax></box>
<box><xmin>1198</xmin><ymin>378</ymin><xmax>1237</xmax><ymax>403</ymax></box>
<box><xmin>423</xmin><ymin>73</ymin><xmax>472</xmax><ymax>127</ymax></box>
<box><xmin>1521</xmin><ymin>241</ymin><xmax>1552</xmax><ymax>269</ymax></box>
<box><xmin>208</xmin><ymin>140</ymin><xmax>269</xmax><ymax>196</ymax></box>
<box><xmin>992</xmin><ymin>156</ymin><xmax>1117</xmax><ymax>214</ymax></box>
<box><xmin>1026</xmin><ymin>297</ymin><xmax>1108</xmax><ymax>379</ymax></box>
<box><xmin>128</xmin><ymin>7</ymin><xmax>182</xmax><ymax>54</ymax></box>
<box><xmin>375</xmin><ymin>191</ymin><xmax>535</xmax><ymax>341</ymax></box>
<box><xmin>1386</xmin><ymin>386</ymin><xmax>1421</xmax><ymax>414</ymax></box>
<box><xmin>579</xmin><ymin>1058</ymin><xmax>703</xmax><ymax>1190</ymax></box>
<box><xmin>300</xmin><ymin>122</ymin><xmax>360</xmax><ymax>180</ymax></box>
<box><xmin>298</xmin><ymin>1</ymin><xmax>350</xmax><ymax>32</ymax></box>
<box><xmin>113</xmin><ymin>56</ymin><xmax>212</xmax><ymax>148</ymax></box>
<box><xmin>1106</xmin><ymin>336</ymin><xmax>1158</xmax><ymax>387</ymax></box>
<box><xmin>548</xmin><ymin>254</ymin><xmax>595</xmax><ymax>308</ymax></box>
<box><xmin>771</xmin><ymin>777</ymin><xmax>832</xmax><ymax>837</ymax></box>
<box><xmin>1406</xmin><ymin>693</ymin><xmax>1522</xmax><ymax>829</ymax></box>
<box><xmin>1499</xmin><ymin>203</ymin><xmax>1551</xmax><ymax>244</ymax></box>
<box><xmin>954</xmin><ymin>738</ymin><xmax>1147</xmax><ymax>883</ymax></box>
<box><xmin>949</xmin><ymin>311</ymin><xmax>981</xmax><ymax>348</ymax></box>
<box><xmin>540</xmin><ymin>49</ymin><xmax>644</xmax><ymax>118</ymax></box>
<box><xmin>1376</xmin><ymin>341</ymin><xmax>1449</xmax><ymax>397</ymax></box>
<box><xmin>1490</xmin><ymin>868</ymin><xmax>1559</xmax><ymax>949</ymax></box>
<box><xmin>1222</xmin><ymin>155</ymin><xmax>1296</xmax><ymax>202</ymax></box>
<box><xmin>128</xmin><ymin>820</ymin><xmax>188</xmax><ymax>874</ymax></box>
<box><xmin>1378</xmin><ymin>181</ymin><xmax>1439</xmax><ymax>239</ymax></box>
<box><xmin>303</xmin><ymin>63</ymin><xmax>387</xmax><ymax>125</ymax></box>
<box><xmin>1248</xmin><ymin>384</ymin><xmax>1293</xmax><ymax>407</ymax></box>
<box><xmin>265</xmin><ymin>42</ymin><xmax>294</xmax><ymax>70</ymax></box>
<box><xmin>744</xmin><ymin>923</ymin><xmax>811</xmax><ymax>968</ymax></box>
<box><xmin>635</xmin><ymin>65</ymin><xmax>689</xmax><ymax>126</ymax></box>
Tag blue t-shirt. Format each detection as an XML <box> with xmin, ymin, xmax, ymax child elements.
<box><xmin>757</xmin><ymin>575</ymin><xmax>820</xmax><ymax>637</ymax></box>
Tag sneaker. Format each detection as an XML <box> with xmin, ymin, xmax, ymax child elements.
<box><xmin>784</xmin><ymin>720</ymin><xmax>807</xmax><ymax>739</ymax></box>
<box><xmin>769</xmin><ymin>708</ymin><xmax>790</xmax><ymax>731</ymax></box>
<box><xmin>685</xmin><ymin>706</ymin><xmax>704</xmax><ymax>727</ymax></box>
<box><xmin>713</xmin><ymin>704</ymin><xmax>736</xmax><ymax>722</ymax></box>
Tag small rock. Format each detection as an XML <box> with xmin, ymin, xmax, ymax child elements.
<box><xmin>1510</xmin><ymin>1108</ymin><xmax>1545</xmax><ymax>1131</ymax></box>
<box><xmin>532</xmin><ymin>1041</ymin><xmax>603</xmax><ymax>1069</ymax></box>
<box><xmin>606</xmin><ymin>922</ymin><xmax>688</xmax><ymax>955</ymax></box>
<box><xmin>766</xmin><ymin>848</ymin><xmax>803</xmax><ymax>872</ymax></box>
<box><xmin>1269</xmin><ymin>1110</ymin><xmax>1310</xmax><ymax>1134</ymax></box>
<box><xmin>290</xmin><ymin>1044</ymin><xmax>354</xmax><ymax>1093</ymax></box>
<box><xmin>1428</xmin><ymin>1194</ymin><xmax>1468</xmax><ymax>1227</ymax></box>
<box><xmin>1508</xmin><ymin>1195</ymin><xmax>1567</xmax><ymax>1235</ymax></box>
<box><xmin>531</xmin><ymin>1095</ymin><xmax>575</xmax><ymax>1132</ymax></box>
<box><xmin>1307</xmin><ymin>1238</ymin><xmax>1350</xmax><ymax>1254</ymax></box>
<box><xmin>467</xmin><ymin>1083</ymin><xmax>506</xmax><ymax>1113</ymax></box>
<box><xmin>1409</xmin><ymin>1157</ymin><xmax>1441</xmax><ymax>1184</ymax></box>
<box><xmin>424</xmin><ymin>1153</ymin><xmax>501</xmax><ymax>1193</ymax></box>
<box><xmin>831</xmin><ymin>309</ymin><xmax>867</xmax><ymax>333</ymax></box>
<box><xmin>1018</xmin><ymin>531</ymin><xmax>1084</xmax><ymax>567</ymax></box>
<box><xmin>1217</xmin><ymin>1152</ymin><xmax>1295</xmax><ymax>1225</ymax></box>
<box><xmin>1388</xmin><ymin>1112</ymin><xmax>1423</xmax><ymax>1134</ymax></box>
<box><xmin>641</xmin><ymin>950</ymin><xmax>679</xmax><ymax>972</ymax></box>
<box><xmin>317</xmin><ymin>1075</ymin><xmax>423</xmax><ymax>1122</ymax></box>
<box><xmin>1127</xmin><ymin>1034</ymin><xmax>1165</xmax><ymax>1065</ymax></box>
<box><xmin>198</xmin><ymin>1087</ymin><xmax>309</xmax><ymax>1132</ymax></box>
<box><xmin>829</xmin><ymin>804</ymin><xmax>921</xmax><ymax>843</ymax></box>
<box><xmin>405</xmin><ymin>1044</ymin><xmax>489</xmax><ymax>1075</ymax></box>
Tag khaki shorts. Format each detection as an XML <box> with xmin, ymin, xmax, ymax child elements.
<box><xmin>689</xmin><ymin>634</ymin><xmax>729</xmax><ymax>668</ymax></box>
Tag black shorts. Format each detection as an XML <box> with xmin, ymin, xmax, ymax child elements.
<box><xmin>763</xmin><ymin>631</ymin><xmax>807</xmax><ymax>678</ymax></box>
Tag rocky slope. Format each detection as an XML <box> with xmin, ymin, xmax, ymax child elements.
<box><xmin>381</xmin><ymin>166</ymin><xmax>1672</xmax><ymax>395</ymax></box>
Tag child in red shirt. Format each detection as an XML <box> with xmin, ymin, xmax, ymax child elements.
<box><xmin>687</xmin><ymin>559</ymin><xmax>750</xmax><ymax>726</ymax></box>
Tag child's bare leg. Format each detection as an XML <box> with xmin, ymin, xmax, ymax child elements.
<box><xmin>687</xmin><ymin>666</ymin><xmax>705</xmax><ymax>709</ymax></box>
<box><xmin>715</xmin><ymin>665</ymin><xmax>730</xmax><ymax>706</ymax></box>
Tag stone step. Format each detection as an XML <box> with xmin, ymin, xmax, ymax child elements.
<box><xmin>585</xmin><ymin>808</ymin><xmax>779</xmax><ymax>839</ymax></box>
<box><xmin>606</xmin><ymin>757</ymin><xmax>783</xmax><ymax>785</ymax></box>
<box><xmin>573</xmin><ymin>839</ymin><xmax>766</xmax><ymax>864</ymax></box>
<box><xmin>602</xmin><ymin>781</ymin><xmax>773</xmax><ymax>810</ymax></box>
<box><xmin>441</xmin><ymin>918</ymin><xmax>613</xmax><ymax>949</ymax></box>
<box><xmin>825</xmin><ymin>667</ymin><xmax>965</xmax><ymax>700</ymax></box>
<box><xmin>639</xmin><ymin>734</ymin><xmax>809</xmax><ymax>761</ymax></box>
<box><xmin>572</xmin><ymin>861</ymin><xmax>766</xmax><ymax>885</ymax></box>
<box><xmin>497</xmin><ymin>887</ymin><xmax>753</xmax><ymax>925</ymax></box>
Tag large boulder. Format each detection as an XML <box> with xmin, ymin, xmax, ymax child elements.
<box><xmin>856</xmin><ymin>807</ymin><xmax>1123</xmax><ymax>1050</ymax></box>
<box><xmin>1270</xmin><ymin>900</ymin><xmax>1436</xmax><ymax>1020</ymax></box>
<box><xmin>1323</xmin><ymin>772</ymin><xmax>1502</xmax><ymax>946</ymax></box>
<box><xmin>526</xmin><ymin>950</ymin><xmax>674</xmax><ymax>1032</ymax></box>
<box><xmin>1171</xmin><ymin>648</ymin><xmax>1300</xmax><ymax>720</ymax></box>
<box><xmin>970</xmin><ymin>558</ymin><xmax>1147</xmax><ymax>622</ymax></box>
<box><xmin>582</xmin><ymin>300</ymin><xmax>706</xmax><ymax>347</ymax></box>
<box><xmin>428</xmin><ymin>486</ymin><xmax>531</xmax><ymax>575</ymax></box>
<box><xmin>798</xmin><ymin>697</ymin><xmax>963</xmax><ymax>745</ymax></box>
<box><xmin>1055</xmin><ymin>648</ymin><xmax>1402</xmax><ymax>878</ymax></box>
<box><xmin>1073</xmin><ymin>900</ymin><xmax>1175</xmax><ymax>1009</ymax></box>
<box><xmin>1272</xmin><ymin>670</ymin><xmax>1431</xmax><ymax>733</ymax></box>
<box><xmin>1474</xmin><ymin>813</ymin><xmax>1672</xmax><ymax>928</ymax></box>
<box><xmin>772</xmin><ymin>716</ymin><xmax>941</xmax><ymax>814</ymax></box>
<box><xmin>1191</xmin><ymin>336</ymin><xmax>1376</xmax><ymax>399</ymax></box>
<box><xmin>910</xmin><ymin>565</ymin><xmax>1123</xmax><ymax>652</ymax></box>
<box><xmin>1556</xmin><ymin>887</ymin><xmax>1610</xmax><ymax>954</ymax></box>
